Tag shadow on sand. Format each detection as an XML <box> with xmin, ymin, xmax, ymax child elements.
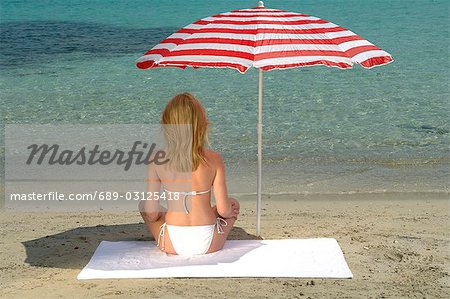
<box><xmin>22</xmin><ymin>223</ymin><xmax>260</xmax><ymax>269</ymax></box>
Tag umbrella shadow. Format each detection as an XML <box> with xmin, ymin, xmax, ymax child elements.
<box><xmin>22</xmin><ymin>223</ymin><xmax>261</xmax><ymax>269</ymax></box>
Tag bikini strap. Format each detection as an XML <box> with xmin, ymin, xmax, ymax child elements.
<box><xmin>156</xmin><ymin>222</ymin><xmax>167</xmax><ymax>250</ymax></box>
<box><xmin>216</xmin><ymin>217</ymin><xmax>228</xmax><ymax>234</ymax></box>
<box><xmin>164</xmin><ymin>188</ymin><xmax>211</xmax><ymax>214</ymax></box>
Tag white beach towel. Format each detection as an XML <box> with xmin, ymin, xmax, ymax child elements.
<box><xmin>77</xmin><ymin>238</ymin><xmax>353</xmax><ymax>279</ymax></box>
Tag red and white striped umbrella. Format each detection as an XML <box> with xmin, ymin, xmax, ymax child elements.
<box><xmin>136</xmin><ymin>2</ymin><xmax>392</xmax><ymax>72</ymax></box>
<box><xmin>136</xmin><ymin>1</ymin><xmax>392</xmax><ymax>236</ymax></box>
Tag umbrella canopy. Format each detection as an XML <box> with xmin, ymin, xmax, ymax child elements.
<box><xmin>136</xmin><ymin>1</ymin><xmax>392</xmax><ymax>72</ymax></box>
<box><xmin>136</xmin><ymin>1</ymin><xmax>393</xmax><ymax>236</ymax></box>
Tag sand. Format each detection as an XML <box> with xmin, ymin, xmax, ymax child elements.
<box><xmin>0</xmin><ymin>192</ymin><xmax>449</xmax><ymax>299</ymax></box>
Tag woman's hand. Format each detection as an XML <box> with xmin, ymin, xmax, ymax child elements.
<box><xmin>228</xmin><ymin>198</ymin><xmax>240</xmax><ymax>220</ymax></box>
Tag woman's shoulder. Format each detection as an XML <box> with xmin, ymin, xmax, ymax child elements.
<box><xmin>204</xmin><ymin>149</ymin><xmax>224</xmax><ymax>164</ymax></box>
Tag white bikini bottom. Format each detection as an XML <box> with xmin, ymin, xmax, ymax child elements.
<box><xmin>157</xmin><ymin>218</ymin><xmax>228</xmax><ymax>255</ymax></box>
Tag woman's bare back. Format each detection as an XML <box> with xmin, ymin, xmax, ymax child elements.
<box><xmin>156</xmin><ymin>149</ymin><xmax>222</xmax><ymax>226</ymax></box>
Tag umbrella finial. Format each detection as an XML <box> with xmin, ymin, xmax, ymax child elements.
<box><xmin>258</xmin><ymin>1</ymin><xmax>264</xmax><ymax>7</ymax></box>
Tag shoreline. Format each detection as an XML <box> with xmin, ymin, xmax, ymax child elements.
<box><xmin>1</xmin><ymin>191</ymin><xmax>448</xmax><ymax>213</ymax></box>
<box><xmin>222</xmin><ymin>156</ymin><xmax>450</xmax><ymax>196</ymax></box>
<box><xmin>230</xmin><ymin>190</ymin><xmax>450</xmax><ymax>197</ymax></box>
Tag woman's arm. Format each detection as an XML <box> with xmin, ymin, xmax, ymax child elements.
<box><xmin>212</xmin><ymin>153</ymin><xmax>233</xmax><ymax>218</ymax></box>
<box><xmin>138</xmin><ymin>162</ymin><xmax>162</xmax><ymax>220</ymax></box>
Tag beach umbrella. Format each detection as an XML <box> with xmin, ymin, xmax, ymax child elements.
<box><xmin>136</xmin><ymin>1</ymin><xmax>393</xmax><ymax>236</ymax></box>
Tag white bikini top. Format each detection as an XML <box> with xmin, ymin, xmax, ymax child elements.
<box><xmin>163</xmin><ymin>188</ymin><xmax>211</xmax><ymax>214</ymax></box>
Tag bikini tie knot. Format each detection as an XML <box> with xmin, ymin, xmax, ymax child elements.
<box><xmin>216</xmin><ymin>217</ymin><xmax>228</xmax><ymax>234</ymax></box>
<box><xmin>156</xmin><ymin>223</ymin><xmax>167</xmax><ymax>250</ymax></box>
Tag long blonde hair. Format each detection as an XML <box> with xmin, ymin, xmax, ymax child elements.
<box><xmin>161</xmin><ymin>92</ymin><xmax>209</xmax><ymax>172</ymax></box>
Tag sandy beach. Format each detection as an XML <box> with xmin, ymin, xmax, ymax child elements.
<box><xmin>0</xmin><ymin>192</ymin><xmax>448</xmax><ymax>299</ymax></box>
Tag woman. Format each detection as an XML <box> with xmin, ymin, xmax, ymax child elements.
<box><xmin>140</xmin><ymin>92</ymin><xmax>240</xmax><ymax>255</ymax></box>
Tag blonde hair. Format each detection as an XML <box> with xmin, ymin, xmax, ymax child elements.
<box><xmin>161</xmin><ymin>92</ymin><xmax>209</xmax><ymax>172</ymax></box>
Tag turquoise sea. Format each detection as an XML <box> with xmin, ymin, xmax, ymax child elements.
<box><xmin>1</xmin><ymin>0</ymin><xmax>449</xmax><ymax>195</ymax></box>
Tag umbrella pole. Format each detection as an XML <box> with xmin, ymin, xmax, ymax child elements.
<box><xmin>256</xmin><ymin>69</ymin><xmax>263</xmax><ymax>237</ymax></box>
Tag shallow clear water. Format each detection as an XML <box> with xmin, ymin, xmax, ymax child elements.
<box><xmin>1</xmin><ymin>0</ymin><xmax>449</xmax><ymax>194</ymax></box>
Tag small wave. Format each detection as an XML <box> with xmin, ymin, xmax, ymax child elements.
<box><xmin>397</xmin><ymin>124</ymin><xmax>449</xmax><ymax>135</ymax></box>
